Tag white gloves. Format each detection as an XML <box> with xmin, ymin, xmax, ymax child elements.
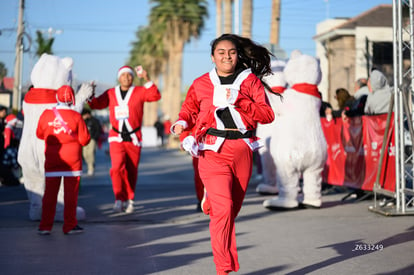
<box><xmin>73</xmin><ymin>83</ymin><xmax>94</xmax><ymax>113</ymax></box>
<box><xmin>182</xmin><ymin>135</ymin><xmax>199</xmax><ymax>157</ymax></box>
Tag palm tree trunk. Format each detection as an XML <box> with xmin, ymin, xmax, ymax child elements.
<box><xmin>168</xmin><ymin>44</ymin><xmax>184</xmax><ymax>122</ymax></box>
<box><xmin>143</xmin><ymin>101</ymin><xmax>159</xmax><ymax>126</ymax></box>
<box><xmin>216</xmin><ymin>0</ymin><xmax>222</xmax><ymax>37</ymax></box>
<box><xmin>223</xmin><ymin>0</ymin><xmax>233</xmax><ymax>33</ymax></box>
<box><xmin>241</xmin><ymin>0</ymin><xmax>252</xmax><ymax>38</ymax></box>
<box><xmin>162</xmin><ymin>61</ymin><xmax>172</xmax><ymax>119</ymax></box>
<box><xmin>270</xmin><ymin>0</ymin><xmax>281</xmax><ymax>45</ymax></box>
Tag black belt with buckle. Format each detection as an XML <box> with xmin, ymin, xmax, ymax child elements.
<box><xmin>206</xmin><ymin>128</ymin><xmax>254</xmax><ymax>140</ymax></box>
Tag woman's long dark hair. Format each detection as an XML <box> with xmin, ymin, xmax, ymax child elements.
<box><xmin>211</xmin><ymin>33</ymin><xmax>273</xmax><ymax>78</ymax></box>
<box><xmin>211</xmin><ymin>34</ymin><xmax>278</xmax><ymax>95</ymax></box>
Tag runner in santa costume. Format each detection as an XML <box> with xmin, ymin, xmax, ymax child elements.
<box><xmin>255</xmin><ymin>60</ymin><xmax>286</xmax><ymax>195</ymax></box>
<box><xmin>179</xmin><ymin>127</ymin><xmax>204</xmax><ymax>211</ymax></box>
<box><xmin>172</xmin><ymin>34</ymin><xmax>274</xmax><ymax>275</ymax></box>
<box><xmin>37</xmin><ymin>85</ymin><xmax>90</xmax><ymax>235</ymax></box>
<box><xmin>88</xmin><ymin>65</ymin><xmax>161</xmax><ymax>213</ymax></box>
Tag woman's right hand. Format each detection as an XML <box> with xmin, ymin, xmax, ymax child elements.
<box><xmin>173</xmin><ymin>124</ymin><xmax>184</xmax><ymax>135</ymax></box>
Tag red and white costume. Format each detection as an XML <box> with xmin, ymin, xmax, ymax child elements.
<box><xmin>37</xmin><ymin>86</ymin><xmax>91</xmax><ymax>233</ymax></box>
<box><xmin>88</xmin><ymin>82</ymin><xmax>161</xmax><ymax>202</ymax></box>
<box><xmin>3</xmin><ymin>114</ymin><xmax>18</xmax><ymax>149</ymax></box>
<box><xmin>256</xmin><ymin>60</ymin><xmax>286</xmax><ymax>195</ymax></box>
<box><xmin>174</xmin><ymin>68</ymin><xmax>274</xmax><ymax>273</ymax></box>
<box><xmin>18</xmin><ymin>54</ymin><xmax>93</xmax><ymax>221</ymax></box>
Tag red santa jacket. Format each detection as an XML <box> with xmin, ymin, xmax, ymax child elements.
<box><xmin>36</xmin><ymin>105</ymin><xmax>91</xmax><ymax>176</ymax></box>
<box><xmin>4</xmin><ymin>127</ymin><xmax>15</xmax><ymax>149</ymax></box>
<box><xmin>176</xmin><ymin>68</ymin><xmax>274</xmax><ymax>152</ymax></box>
<box><xmin>88</xmin><ymin>82</ymin><xmax>161</xmax><ymax>146</ymax></box>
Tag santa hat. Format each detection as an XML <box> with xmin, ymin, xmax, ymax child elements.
<box><xmin>117</xmin><ymin>66</ymin><xmax>134</xmax><ymax>80</ymax></box>
<box><xmin>5</xmin><ymin>114</ymin><xmax>17</xmax><ymax>125</ymax></box>
<box><xmin>57</xmin><ymin>85</ymin><xmax>75</xmax><ymax>105</ymax></box>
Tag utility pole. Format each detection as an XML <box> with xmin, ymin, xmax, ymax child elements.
<box><xmin>13</xmin><ymin>0</ymin><xmax>24</xmax><ymax>111</ymax></box>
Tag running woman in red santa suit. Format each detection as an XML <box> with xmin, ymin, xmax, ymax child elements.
<box><xmin>37</xmin><ymin>85</ymin><xmax>90</xmax><ymax>235</ymax></box>
<box><xmin>88</xmin><ymin>65</ymin><xmax>161</xmax><ymax>213</ymax></box>
<box><xmin>172</xmin><ymin>34</ymin><xmax>275</xmax><ymax>275</ymax></box>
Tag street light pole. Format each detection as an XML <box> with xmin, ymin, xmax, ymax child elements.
<box><xmin>12</xmin><ymin>0</ymin><xmax>24</xmax><ymax>112</ymax></box>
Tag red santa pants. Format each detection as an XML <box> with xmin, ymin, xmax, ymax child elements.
<box><xmin>198</xmin><ymin>139</ymin><xmax>253</xmax><ymax>273</ymax></box>
<box><xmin>192</xmin><ymin>157</ymin><xmax>203</xmax><ymax>202</ymax></box>
<box><xmin>109</xmin><ymin>141</ymin><xmax>141</xmax><ymax>201</ymax></box>
<box><xmin>39</xmin><ymin>176</ymin><xmax>80</xmax><ymax>233</ymax></box>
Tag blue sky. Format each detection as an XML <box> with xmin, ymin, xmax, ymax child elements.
<box><xmin>0</xmin><ymin>0</ymin><xmax>392</xmax><ymax>90</ymax></box>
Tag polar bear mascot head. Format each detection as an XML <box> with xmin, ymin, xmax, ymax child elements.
<box><xmin>31</xmin><ymin>54</ymin><xmax>73</xmax><ymax>89</ymax></box>
<box><xmin>18</xmin><ymin>54</ymin><xmax>91</xmax><ymax>221</ymax></box>
<box><xmin>274</xmin><ymin>50</ymin><xmax>322</xmax><ymax>118</ymax></box>
<box><xmin>284</xmin><ymin>50</ymin><xmax>322</xmax><ymax>89</ymax></box>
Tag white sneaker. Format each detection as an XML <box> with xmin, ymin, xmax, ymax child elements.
<box><xmin>113</xmin><ymin>200</ymin><xmax>123</xmax><ymax>212</ymax></box>
<box><xmin>125</xmin><ymin>200</ymin><xmax>134</xmax><ymax>213</ymax></box>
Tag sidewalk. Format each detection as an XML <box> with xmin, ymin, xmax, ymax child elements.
<box><xmin>1</xmin><ymin>146</ymin><xmax>414</xmax><ymax>275</ymax></box>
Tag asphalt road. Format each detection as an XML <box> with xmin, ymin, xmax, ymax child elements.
<box><xmin>1</xmin><ymin>145</ymin><xmax>414</xmax><ymax>275</ymax></box>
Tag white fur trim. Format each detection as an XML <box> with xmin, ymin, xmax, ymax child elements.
<box><xmin>144</xmin><ymin>81</ymin><xmax>154</xmax><ymax>89</ymax></box>
<box><xmin>171</xmin><ymin>120</ymin><xmax>188</xmax><ymax>135</ymax></box>
<box><xmin>117</xmin><ymin>66</ymin><xmax>134</xmax><ymax>79</ymax></box>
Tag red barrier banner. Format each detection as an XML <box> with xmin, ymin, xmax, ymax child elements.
<box><xmin>321</xmin><ymin>114</ymin><xmax>395</xmax><ymax>192</ymax></box>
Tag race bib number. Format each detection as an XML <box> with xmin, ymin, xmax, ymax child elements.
<box><xmin>213</xmin><ymin>86</ymin><xmax>229</xmax><ymax>107</ymax></box>
<box><xmin>115</xmin><ymin>105</ymin><xmax>129</xmax><ymax>120</ymax></box>
<box><xmin>213</xmin><ymin>85</ymin><xmax>238</xmax><ymax>107</ymax></box>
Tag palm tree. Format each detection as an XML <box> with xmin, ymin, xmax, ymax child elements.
<box><xmin>129</xmin><ymin>25</ymin><xmax>167</xmax><ymax>125</ymax></box>
<box><xmin>35</xmin><ymin>30</ymin><xmax>54</xmax><ymax>56</ymax></box>
<box><xmin>149</xmin><ymin>0</ymin><xmax>208</xmax><ymax>122</ymax></box>
<box><xmin>241</xmin><ymin>0</ymin><xmax>252</xmax><ymax>38</ymax></box>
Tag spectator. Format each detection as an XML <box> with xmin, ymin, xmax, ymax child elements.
<box><xmin>82</xmin><ymin>109</ymin><xmax>102</xmax><ymax>176</ymax></box>
<box><xmin>153</xmin><ymin>117</ymin><xmax>165</xmax><ymax>147</ymax></box>
<box><xmin>163</xmin><ymin>115</ymin><xmax>172</xmax><ymax>147</ymax></box>
<box><xmin>1</xmin><ymin>138</ymin><xmax>21</xmax><ymax>186</ymax></box>
<box><xmin>325</xmin><ymin>88</ymin><xmax>354</xmax><ymax>120</ymax></box>
<box><xmin>364</xmin><ymin>69</ymin><xmax>393</xmax><ymax>115</ymax></box>
<box><xmin>319</xmin><ymin>92</ymin><xmax>333</xmax><ymax>118</ymax></box>
<box><xmin>0</xmin><ymin>105</ymin><xmax>7</xmax><ymax>152</ymax></box>
<box><xmin>354</xmin><ymin>77</ymin><xmax>370</xmax><ymax>100</ymax></box>
<box><xmin>3</xmin><ymin>114</ymin><xmax>20</xmax><ymax>149</ymax></box>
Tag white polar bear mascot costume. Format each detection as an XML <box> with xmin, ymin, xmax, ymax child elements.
<box><xmin>263</xmin><ymin>51</ymin><xmax>327</xmax><ymax>209</ymax></box>
<box><xmin>256</xmin><ymin>60</ymin><xmax>286</xmax><ymax>195</ymax></box>
<box><xmin>18</xmin><ymin>53</ymin><xmax>93</xmax><ymax>221</ymax></box>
